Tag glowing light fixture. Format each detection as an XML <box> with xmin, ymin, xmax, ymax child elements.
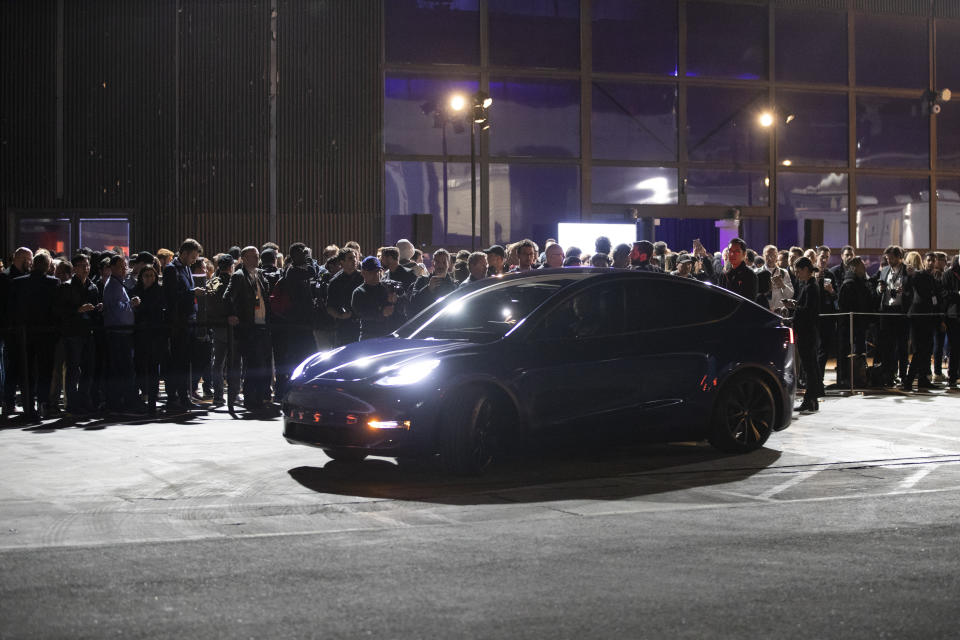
<box><xmin>449</xmin><ymin>94</ymin><xmax>466</xmax><ymax>112</ymax></box>
<box><xmin>781</xmin><ymin>159</ymin><xmax>793</xmax><ymax>166</ymax></box>
<box><xmin>758</xmin><ymin>112</ymin><xmax>774</xmax><ymax>128</ymax></box>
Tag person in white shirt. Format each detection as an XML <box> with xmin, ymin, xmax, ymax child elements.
<box><xmin>761</xmin><ymin>244</ymin><xmax>793</xmax><ymax>315</ymax></box>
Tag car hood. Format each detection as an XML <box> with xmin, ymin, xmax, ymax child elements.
<box><xmin>301</xmin><ymin>337</ymin><xmax>473</xmax><ymax>382</ymax></box>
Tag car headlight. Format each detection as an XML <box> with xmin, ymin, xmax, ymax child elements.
<box><xmin>291</xmin><ymin>347</ymin><xmax>346</xmax><ymax>381</ymax></box>
<box><xmin>374</xmin><ymin>358</ymin><xmax>441</xmax><ymax>386</ymax></box>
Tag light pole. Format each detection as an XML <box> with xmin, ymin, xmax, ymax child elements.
<box><xmin>450</xmin><ymin>91</ymin><xmax>492</xmax><ymax>250</ymax></box>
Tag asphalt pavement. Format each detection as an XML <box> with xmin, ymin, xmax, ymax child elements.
<box><xmin>1</xmin><ymin>390</ymin><xmax>959</xmax><ymax>638</ymax></box>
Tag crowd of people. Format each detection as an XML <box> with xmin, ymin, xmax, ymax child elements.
<box><xmin>1</xmin><ymin>233</ymin><xmax>958</xmax><ymax>423</ymax></box>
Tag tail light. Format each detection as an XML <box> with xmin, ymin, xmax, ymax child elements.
<box><xmin>787</xmin><ymin>327</ymin><xmax>795</xmax><ymax>344</ymax></box>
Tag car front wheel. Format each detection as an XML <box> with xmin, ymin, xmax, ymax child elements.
<box><xmin>441</xmin><ymin>387</ymin><xmax>499</xmax><ymax>475</ymax></box>
<box><xmin>709</xmin><ymin>373</ymin><xmax>775</xmax><ymax>453</ymax></box>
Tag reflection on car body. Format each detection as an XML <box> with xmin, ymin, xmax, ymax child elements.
<box><xmin>283</xmin><ymin>269</ymin><xmax>796</xmax><ymax>474</ymax></box>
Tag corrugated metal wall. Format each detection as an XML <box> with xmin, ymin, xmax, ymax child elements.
<box><xmin>1</xmin><ymin>0</ymin><xmax>382</xmax><ymax>257</ymax></box>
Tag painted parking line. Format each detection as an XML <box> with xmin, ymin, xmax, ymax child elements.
<box><xmin>898</xmin><ymin>465</ymin><xmax>939</xmax><ymax>490</ymax></box>
<box><xmin>757</xmin><ymin>468</ymin><xmax>824</xmax><ymax>500</ymax></box>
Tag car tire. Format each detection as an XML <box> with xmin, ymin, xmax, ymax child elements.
<box><xmin>441</xmin><ymin>387</ymin><xmax>498</xmax><ymax>475</ymax></box>
<box><xmin>709</xmin><ymin>373</ymin><xmax>775</xmax><ymax>454</ymax></box>
<box><xmin>323</xmin><ymin>448</ymin><xmax>368</xmax><ymax>463</ymax></box>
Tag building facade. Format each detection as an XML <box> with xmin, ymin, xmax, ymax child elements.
<box><xmin>2</xmin><ymin>0</ymin><xmax>959</xmax><ymax>258</ymax></box>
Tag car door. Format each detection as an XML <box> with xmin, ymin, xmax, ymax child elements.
<box><xmin>512</xmin><ymin>280</ymin><xmax>651</xmax><ymax>428</ymax></box>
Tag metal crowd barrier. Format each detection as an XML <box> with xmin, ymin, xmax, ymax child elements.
<box><xmin>812</xmin><ymin>311</ymin><xmax>954</xmax><ymax>395</ymax></box>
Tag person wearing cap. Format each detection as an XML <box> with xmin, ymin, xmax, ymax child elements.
<box><xmin>351</xmin><ymin>256</ymin><xmax>401</xmax><ymax>341</ymax></box>
<box><xmin>716</xmin><ymin>238</ymin><xmax>758</xmax><ymax>302</ymax></box>
<box><xmin>411</xmin><ymin>248</ymin><xmax>456</xmax><ymax>314</ymax></box>
<box><xmin>670</xmin><ymin>253</ymin><xmax>696</xmax><ymax>279</ymax></box>
<box><xmin>325</xmin><ymin>248</ymin><xmax>364</xmax><ymax>345</ymax></box>
<box><xmin>484</xmin><ymin>245</ymin><xmax>507</xmax><ymax>276</ymax></box>
<box><xmin>785</xmin><ymin>256</ymin><xmax>822</xmax><ymax>413</ymax></box>
<box><xmin>395</xmin><ymin>239</ymin><xmax>415</xmax><ymax>268</ymax></box>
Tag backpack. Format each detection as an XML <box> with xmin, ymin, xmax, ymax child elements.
<box><xmin>269</xmin><ymin>276</ymin><xmax>292</xmax><ymax>319</ymax></box>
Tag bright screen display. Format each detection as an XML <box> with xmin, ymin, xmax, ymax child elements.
<box><xmin>557</xmin><ymin>222</ymin><xmax>637</xmax><ymax>253</ymax></box>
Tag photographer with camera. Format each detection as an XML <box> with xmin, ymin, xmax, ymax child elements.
<box><xmin>877</xmin><ymin>245</ymin><xmax>912</xmax><ymax>387</ymax></box>
<box><xmin>352</xmin><ymin>256</ymin><xmax>403</xmax><ymax>341</ymax></box>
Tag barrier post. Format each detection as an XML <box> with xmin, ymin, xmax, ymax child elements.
<box><xmin>849</xmin><ymin>311</ymin><xmax>855</xmax><ymax>395</ymax></box>
<box><xmin>19</xmin><ymin>325</ymin><xmax>31</xmax><ymax>417</ymax></box>
<box><xmin>227</xmin><ymin>323</ymin><xmax>236</xmax><ymax>416</ymax></box>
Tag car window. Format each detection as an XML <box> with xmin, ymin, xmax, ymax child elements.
<box><xmin>403</xmin><ymin>278</ymin><xmax>573</xmax><ymax>342</ymax></box>
<box><xmin>624</xmin><ymin>279</ymin><xmax>738</xmax><ymax>332</ymax></box>
<box><xmin>531</xmin><ymin>282</ymin><xmax>626</xmax><ymax>341</ymax></box>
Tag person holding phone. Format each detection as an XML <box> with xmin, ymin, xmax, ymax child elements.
<box><xmin>411</xmin><ymin>248</ymin><xmax>456</xmax><ymax>314</ymax></box>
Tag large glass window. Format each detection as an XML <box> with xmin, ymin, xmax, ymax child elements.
<box><xmin>384</xmin><ymin>75</ymin><xmax>479</xmax><ymax>156</ymax></box>
<box><xmin>79</xmin><ymin>218</ymin><xmax>130</xmax><ymax>255</ymax></box>
<box><xmin>488</xmin><ymin>0</ymin><xmax>579</xmax><ymax>69</ymax></box>
<box><xmin>385</xmin><ymin>0</ymin><xmax>479</xmax><ymax>66</ymax></box>
<box><xmin>936</xmin><ymin>20</ymin><xmax>960</xmax><ymax>91</ymax></box>
<box><xmin>741</xmin><ymin>217</ymin><xmax>771</xmax><ymax>253</ymax></box>
<box><xmin>776</xmin><ymin>172</ymin><xmax>849</xmax><ymax>250</ymax></box>
<box><xmin>686</xmin><ymin>1</ymin><xmax>767</xmax><ymax>79</ymax></box>
<box><xmin>687</xmin><ymin>86</ymin><xmax>769</xmax><ymax>164</ymax></box>
<box><xmin>592</xmin><ymin>0</ymin><xmax>677</xmax><ymax>75</ymax></box>
<box><xmin>855</xmin><ymin>14</ymin><xmax>928</xmax><ymax>88</ymax></box>
<box><xmin>488</xmin><ymin>163</ymin><xmax>580</xmax><ymax>246</ymax></box>
<box><xmin>776</xmin><ymin>91</ymin><xmax>848</xmax><ymax>167</ymax></box>
<box><xmin>653</xmin><ymin>218</ymin><xmax>722</xmax><ymax>254</ymax></box>
<box><xmin>938</xmin><ymin>99</ymin><xmax>960</xmax><ymax>169</ymax></box>
<box><xmin>17</xmin><ymin>218</ymin><xmax>71</xmax><ymax>256</ymax></box>
<box><xmin>489</xmin><ymin>77</ymin><xmax>580</xmax><ymax>157</ymax></box>
<box><xmin>385</xmin><ymin>161</ymin><xmax>476</xmax><ymax>248</ymax></box>
<box><xmin>592</xmin><ymin>82</ymin><xmax>677</xmax><ymax>162</ymax></box>
<box><xmin>937</xmin><ymin>178</ymin><xmax>960</xmax><ymax>250</ymax></box>
<box><xmin>775</xmin><ymin>8</ymin><xmax>847</xmax><ymax>85</ymax></box>
<box><xmin>856</xmin><ymin>176</ymin><xmax>930</xmax><ymax>249</ymax></box>
<box><xmin>686</xmin><ymin>170</ymin><xmax>769</xmax><ymax>207</ymax></box>
<box><xmin>592</xmin><ymin>166</ymin><xmax>678</xmax><ymax>205</ymax></box>
<box><xmin>855</xmin><ymin>95</ymin><xmax>929</xmax><ymax>169</ymax></box>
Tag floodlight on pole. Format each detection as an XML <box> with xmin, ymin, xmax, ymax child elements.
<box><xmin>758</xmin><ymin>112</ymin><xmax>774</xmax><ymax>128</ymax></box>
<box><xmin>449</xmin><ymin>94</ymin><xmax>466</xmax><ymax>112</ymax></box>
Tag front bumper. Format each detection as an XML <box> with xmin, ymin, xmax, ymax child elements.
<box><xmin>281</xmin><ymin>381</ymin><xmax>436</xmax><ymax>454</ymax></box>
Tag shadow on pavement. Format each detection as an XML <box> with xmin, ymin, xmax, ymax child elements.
<box><xmin>288</xmin><ymin>442</ymin><xmax>782</xmax><ymax>505</ymax></box>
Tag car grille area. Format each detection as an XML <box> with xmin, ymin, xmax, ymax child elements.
<box><xmin>283</xmin><ymin>420</ymin><xmax>408</xmax><ymax>452</ymax></box>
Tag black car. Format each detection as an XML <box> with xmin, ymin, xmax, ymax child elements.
<box><xmin>283</xmin><ymin>269</ymin><xmax>796</xmax><ymax>473</ymax></box>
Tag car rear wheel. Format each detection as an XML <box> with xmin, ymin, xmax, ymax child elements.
<box><xmin>323</xmin><ymin>448</ymin><xmax>368</xmax><ymax>463</ymax></box>
<box><xmin>709</xmin><ymin>373</ymin><xmax>775</xmax><ymax>453</ymax></box>
<box><xmin>441</xmin><ymin>387</ymin><xmax>499</xmax><ymax>475</ymax></box>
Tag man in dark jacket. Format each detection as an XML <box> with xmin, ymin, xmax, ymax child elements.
<box><xmin>380</xmin><ymin>246</ymin><xmax>417</xmax><ymax>292</ymax></box>
<box><xmin>902</xmin><ymin>252</ymin><xmax>939</xmax><ymax>391</ymax></box>
<box><xmin>876</xmin><ymin>245</ymin><xmax>912</xmax><ymax>387</ymax></box>
<box><xmin>325</xmin><ymin>249</ymin><xmax>364</xmax><ymax>346</ymax></box>
<box><xmin>788</xmin><ymin>257</ymin><xmax>822</xmax><ymax>413</ymax></box>
<box><xmin>942</xmin><ymin>256</ymin><xmax>960</xmax><ymax>387</ymax></box>
<box><xmin>717</xmin><ymin>238</ymin><xmax>759</xmax><ymax>302</ymax></box>
<box><xmin>411</xmin><ymin>249</ymin><xmax>456</xmax><ymax>314</ymax></box>
<box><xmin>1</xmin><ymin>247</ymin><xmax>34</xmax><ymax>417</ymax></box>
<box><xmin>162</xmin><ymin>238</ymin><xmax>204</xmax><ymax>410</ymax></box>
<box><xmin>837</xmin><ymin>257</ymin><xmax>874</xmax><ymax>386</ymax></box>
<box><xmin>225</xmin><ymin>246</ymin><xmax>273</xmax><ymax>415</ymax></box>
<box><xmin>58</xmin><ymin>254</ymin><xmax>102</xmax><ymax>415</ymax></box>
<box><xmin>10</xmin><ymin>252</ymin><xmax>60</xmax><ymax>420</ymax></box>
<box><xmin>271</xmin><ymin>243</ymin><xmax>318</xmax><ymax>399</ymax></box>
<box><xmin>351</xmin><ymin>256</ymin><xmax>401</xmax><ymax>341</ymax></box>
<box><xmin>207</xmin><ymin>253</ymin><xmax>238</xmax><ymax>407</ymax></box>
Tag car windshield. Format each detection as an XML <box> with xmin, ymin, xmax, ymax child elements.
<box><xmin>397</xmin><ymin>277</ymin><xmax>576</xmax><ymax>342</ymax></box>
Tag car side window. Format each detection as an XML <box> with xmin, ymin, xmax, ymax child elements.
<box><xmin>624</xmin><ymin>279</ymin><xmax>738</xmax><ymax>332</ymax></box>
<box><xmin>533</xmin><ymin>283</ymin><xmax>625</xmax><ymax>340</ymax></box>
